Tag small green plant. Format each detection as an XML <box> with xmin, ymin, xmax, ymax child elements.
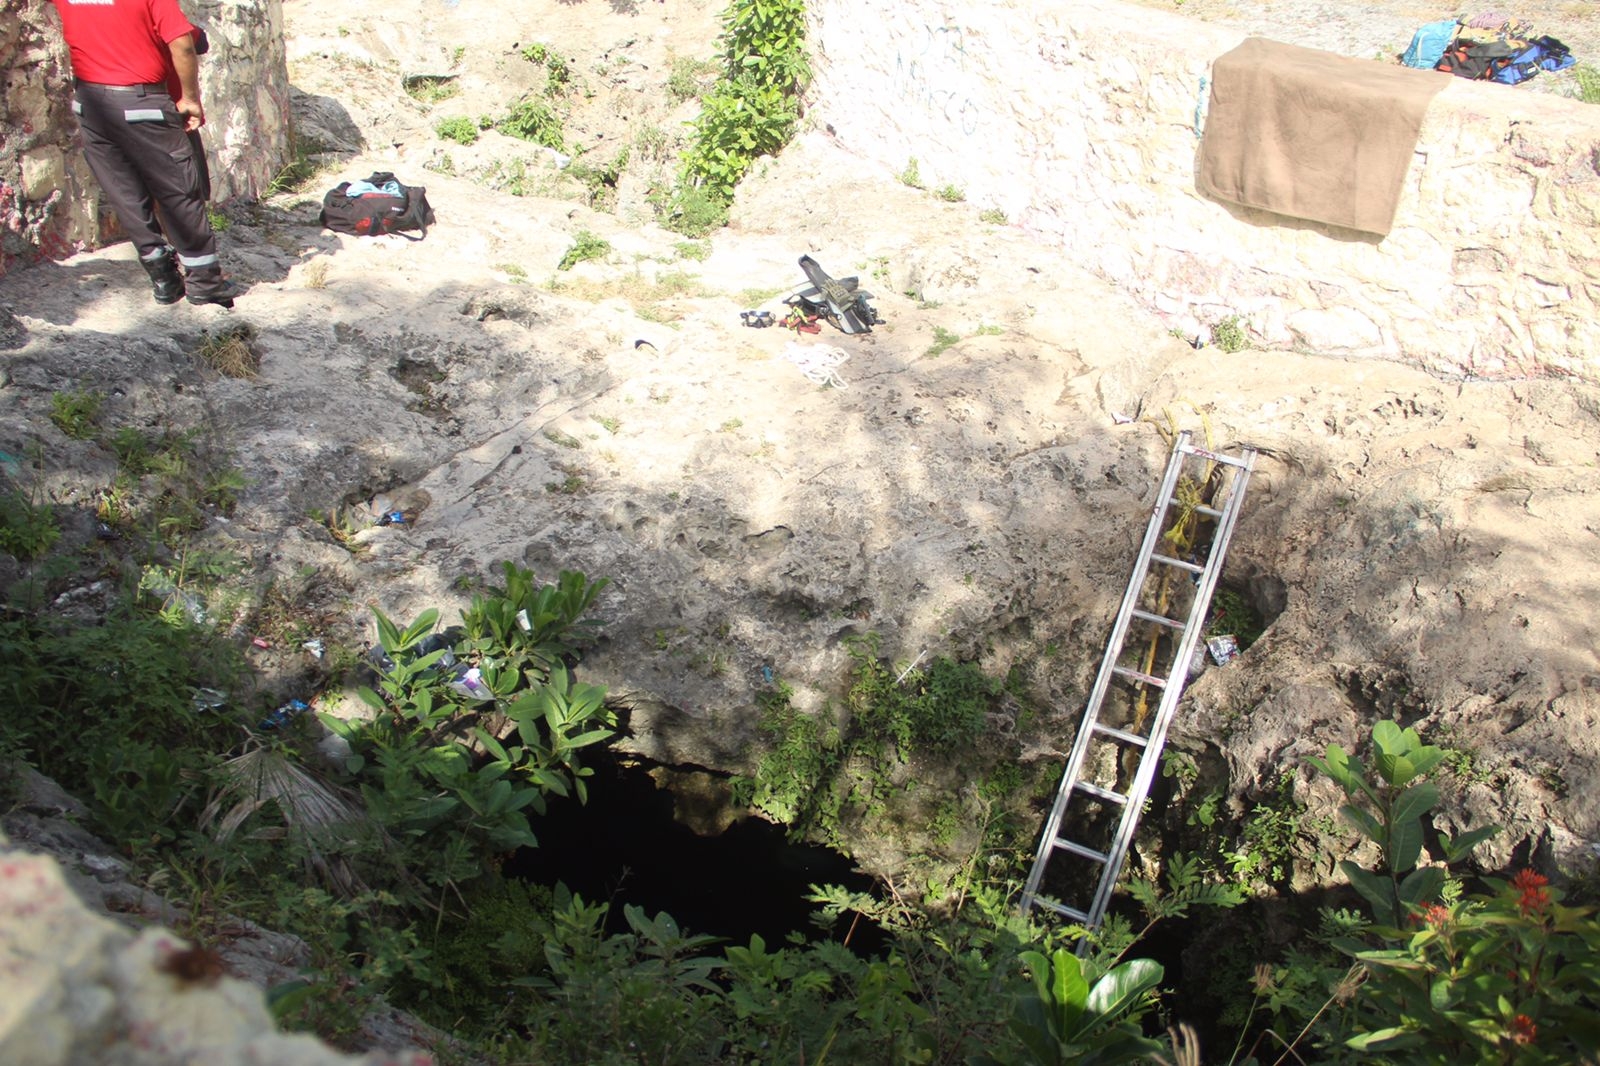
<box><xmin>666</xmin><ymin>55</ymin><xmax>718</xmax><ymax>102</ymax></box>
<box><xmin>899</xmin><ymin>157</ymin><xmax>925</xmax><ymax>189</ymax></box>
<box><xmin>590</xmin><ymin>415</ymin><xmax>620</xmax><ymax>434</ymax></box>
<box><xmin>633</xmin><ymin>124</ymin><xmax>670</xmax><ymax>161</ymax></box>
<box><xmin>1206</xmin><ymin>587</ymin><xmax>1265</xmax><ymax>646</ymax></box>
<box><xmin>1573</xmin><ymin>63</ymin><xmax>1600</xmax><ymax>105</ymax></box>
<box><xmin>545</xmin><ymin>469</ymin><xmax>586</xmax><ymax>495</ymax></box>
<box><xmin>557</xmin><ymin>230</ymin><xmax>611</xmax><ymax>271</ymax></box>
<box><xmin>718</xmin><ymin>418</ymin><xmax>743</xmax><ymax>433</ymax></box>
<box><xmin>0</xmin><ymin>485</ymin><xmax>60</xmax><ymax>560</ymax></box>
<box><xmin>496</xmin><ymin>262</ymin><xmax>528</xmax><ymax>280</ymax></box>
<box><xmin>434</xmin><ymin>116</ymin><xmax>479</xmax><ymax>145</ymax></box>
<box><xmin>974</xmin><ymin>324</ymin><xmax>1004</xmax><ymax>337</ymax></box>
<box><xmin>1210</xmin><ymin>315</ymin><xmax>1249</xmax><ymax>353</ymax></box>
<box><xmin>206</xmin><ymin>207</ymin><xmax>231</xmax><ymax>232</ymax></box>
<box><xmin>543</xmin><ymin>429</ymin><xmax>583</xmax><ymax>450</ymax></box>
<box><xmin>49</xmin><ymin>390</ymin><xmax>103</xmax><ymax>439</ymax></box>
<box><xmin>934</xmin><ymin>184</ymin><xmax>965</xmax><ymax>203</ymax></box>
<box><xmin>450</xmin><ymin>45</ymin><xmax>465</xmax><ymax>67</ymax></box>
<box><xmin>519</xmin><ymin>42</ymin><xmax>571</xmax><ymax>94</ymax></box>
<box><xmin>978</xmin><ymin>207</ymin><xmax>1008</xmax><ymax>225</ymax></box>
<box><xmin>497</xmin><ymin>96</ymin><xmax>564</xmax><ymax>150</ymax></box>
<box><xmin>662</xmin><ymin>181</ymin><xmax>730</xmax><ymax>238</ymax></box>
<box><xmin>673</xmin><ymin>240</ymin><xmax>712</xmax><ymax>262</ymax></box>
<box><xmin>926</xmin><ymin>325</ymin><xmax>961</xmax><ymax>357</ymax></box>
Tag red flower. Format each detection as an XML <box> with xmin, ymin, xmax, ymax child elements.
<box><xmin>1419</xmin><ymin>903</ymin><xmax>1452</xmax><ymax>928</ymax></box>
<box><xmin>1510</xmin><ymin>1013</ymin><xmax>1537</xmax><ymax>1045</ymax></box>
<box><xmin>1511</xmin><ymin>869</ymin><xmax>1550</xmax><ymax>916</ymax></box>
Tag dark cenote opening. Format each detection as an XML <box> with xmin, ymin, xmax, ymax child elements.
<box><xmin>508</xmin><ymin>748</ymin><xmax>886</xmax><ymax>953</ymax></box>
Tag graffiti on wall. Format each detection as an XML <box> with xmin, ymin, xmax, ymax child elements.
<box><xmin>894</xmin><ymin>23</ymin><xmax>982</xmax><ymax>137</ymax></box>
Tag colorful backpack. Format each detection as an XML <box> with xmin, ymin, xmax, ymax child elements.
<box><xmin>1491</xmin><ymin>36</ymin><xmax>1576</xmax><ymax>85</ymax></box>
<box><xmin>1401</xmin><ymin>19</ymin><xmax>1459</xmax><ymax>70</ymax></box>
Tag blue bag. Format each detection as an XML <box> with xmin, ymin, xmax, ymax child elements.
<box><xmin>1402</xmin><ymin>19</ymin><xmax>1458</xmax><ymax>70</ymax></box>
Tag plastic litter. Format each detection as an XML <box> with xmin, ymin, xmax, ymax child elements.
<box><xmin>1207</xmin><ymin>634</ymin><xmax>1240</xmax><ymax>667</ymax></box>
<box><xmin>515</xmin><ymin>608</ymin><xmax>532</xmax><ymax>632</ymax></box>
<box><xmin>251</xmin><ymin>637</ymin><xmax>271</xmax><ymax>650</ymax></box>
<box><xmin>376</xmin><ymin>511</ymin><xmax>406</xmax><ymax>526</ymax></box>
<box><xmin>259</xmin><ymin>699</ymin><xmax>309</xmax><ymax>730</ymax></box>
<box><xmin>302</xmin><ymin>638</ymin><xmax>325</xmax><ymax>659</ymax></box>
<box><xmin>447</xmin><ymin>665</ymin><xmax>494</xmax><ymax>702</ymax></box>
<box><xmin>191</xmin><ymin>687</ymin><xmax>227</xmax><ymax>712</ymax></box>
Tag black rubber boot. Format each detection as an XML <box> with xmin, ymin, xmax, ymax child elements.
<box><xmin>185</xmin><ymin>277</ymin><xmax>241</xmax><ymax>309</ymax></box>
<box><xmin>140</xmin><ymin>248</ymin><xmax>185</xmax><ymax>305</ymax></box>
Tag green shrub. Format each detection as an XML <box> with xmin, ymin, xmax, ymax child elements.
<box><xmin>497</xmin><ymin>96</ymin><xmax>564</xmax><ymax>150</ymax></box>
<box><xmin>978</xmin><ymin>207</ymin><xmax>1008</xmax><ymax>225</ymax></box>
<box><xmin>934</xmin><ymin>183</ymin><xmax>965</xmax><ymax>203</ymax></box>
<box><xmin>671</xmin><ymin>0</ymin><xmax>808</xmax><ymax>226</ymax></box>
<box><xmin>434</xmin><ymin>116</ymin><xmax>478</xmax><ymax>145</ymax></box>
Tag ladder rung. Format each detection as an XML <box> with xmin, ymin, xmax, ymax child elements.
<box><xmin>1112</xmin><ymin>665</ymin><xmax>1167</xmax><ymax>688</ymax></box>
<box><xmin>1181</xmin><ymin>443</ymin><xmax>1251</xmax><ymax>469</ymax></box>
<box><xmin>1131</xmin><ymin>608</ymin><xmax>1184</xmax><ymax>630</ymax></box>
<box><xmin>1034</xmin><ymin>898</ymin><xmax>1091</xmax><ymax>923</ymax></box>
<box><xmin>1164</xmin><ymin>496</ymin><xmax>1222</xmax><ymax>521</ymax></box>
<box><xmin>1053</xmin><ymin>838</ymin><xmax>1110</xmax><ymax>864</ymax></box>
<box><xmin>1151</xmin><ymin>552</ymin><xmax>1204</xmax><ymax>574</ymax></box>
<box><xmin>1092</xmin><ymin>721</ymin><xmax>1149</xmax><ymax>747</ymax></box>
<box><xmin>1074</xmin><ymin>781</ymin><xmax>1129</xmax><ymax>805</ymax></box>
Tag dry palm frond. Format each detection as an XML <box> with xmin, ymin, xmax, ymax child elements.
<box><xmin>200</xmin><ymin>742</ymin><xmax>372</xmax><ymax>895</ymax></box>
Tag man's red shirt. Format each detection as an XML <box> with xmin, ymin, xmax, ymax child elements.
<box><xmin>50</xmin><ymin>0</ymin><xmax>196</xmax><ymax>99</ymax></box>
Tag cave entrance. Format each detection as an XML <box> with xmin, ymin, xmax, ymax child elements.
<box><xmin>508</xmin><ymin>748</ymin><xmax>884</xmax><ymax>951</ymax></box>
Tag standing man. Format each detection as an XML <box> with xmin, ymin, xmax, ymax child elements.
<box><xmin>48</xmin><ymin>0</ymin><xmax>240</xmax><ymax>308</ymax></box>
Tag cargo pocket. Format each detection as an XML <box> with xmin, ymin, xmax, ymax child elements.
<box><xmin>167</xmin><ymin>138</ymin><xmax>207</xmax><ymax>202</ymax></box>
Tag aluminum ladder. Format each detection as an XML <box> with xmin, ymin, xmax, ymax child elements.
<box><xmin>1021</xmin><ymin>431</ymin><xmax>1256</xmax><ymax>931</ymax></box>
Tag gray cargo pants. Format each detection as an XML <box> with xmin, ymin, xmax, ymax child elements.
<box><xmin>71</xmin><ymin>79</ymin><xmax>229</xmax><ymax>298</ymax></box>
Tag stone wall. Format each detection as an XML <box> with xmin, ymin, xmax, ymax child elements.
<box><xmin>0</xmin><ymin>0</ymin><xmax>289</xmax><ymax>279</ymax></box>
<box><xmin>808</xmin><ymin>0</ymin><xmax>1600</xmax><ymax>382</ymax></box>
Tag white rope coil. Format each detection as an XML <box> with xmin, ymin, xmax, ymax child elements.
<box><xmin>778</xmin><ymin>340</ymin><xmax>849</xmax><ymax>389</ymax></box>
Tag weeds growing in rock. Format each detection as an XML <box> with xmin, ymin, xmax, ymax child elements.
<box><xmin>926</xmin><ymin>325</ymin><xmax>961</xmax><ymax>357</ymax></box>
<box><xmin>403</xmin><ymin>75</ymin><xmax>458</xmax><ymax>104</ymax></box>
<box><xmin>49</xmin><ymin>389</ymin><xmax>103</xmax><ymax>439</ymax></box>
<box><xmin>557</xmin><ymin>230</ymin><xmax>612</xmax><ymax>271</ymax></box>
<box><xmin>979</xmin><ymin>207</ymin><xmax>1008</xmax><ymax>225</ymax></box>
<box><xmin>935</xmin><ymin>183</ymin><xmax>966</xmax><ymax>203</ymax></box>
<box><xmin>1210</xmin><ymin>315</ymin><xmax>1249</xmax><ymax>353</ymax></box>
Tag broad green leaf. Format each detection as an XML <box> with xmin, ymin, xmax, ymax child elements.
<box><xmin>1343</xmin><ymin>861</ymin><xmax>1397</xmax><ymax>922</ymax></box>
<box><xmin>1340</xmin><ymin>802</ymin><xmax>1386</xmax><ymax>846</ymax></box>
<box><xmin>1347</xmin><ymin>1026</ymin><xmax>1410</xmax><ymax>1050</ymax></box>
<box><xmin>1440</xmin><ymin>824</ymin><xmax>1500</xmax><ymax>863</ymax></box>
<box><xmin>1372</xmin><ymin>719</ymin><xmax>1403</xmax><ymax>755</ymax></box>
<box><xmin>1079</xmin><ymin>957</ymin><xmax>1162</xmax><ymax>1036</ymax></box>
